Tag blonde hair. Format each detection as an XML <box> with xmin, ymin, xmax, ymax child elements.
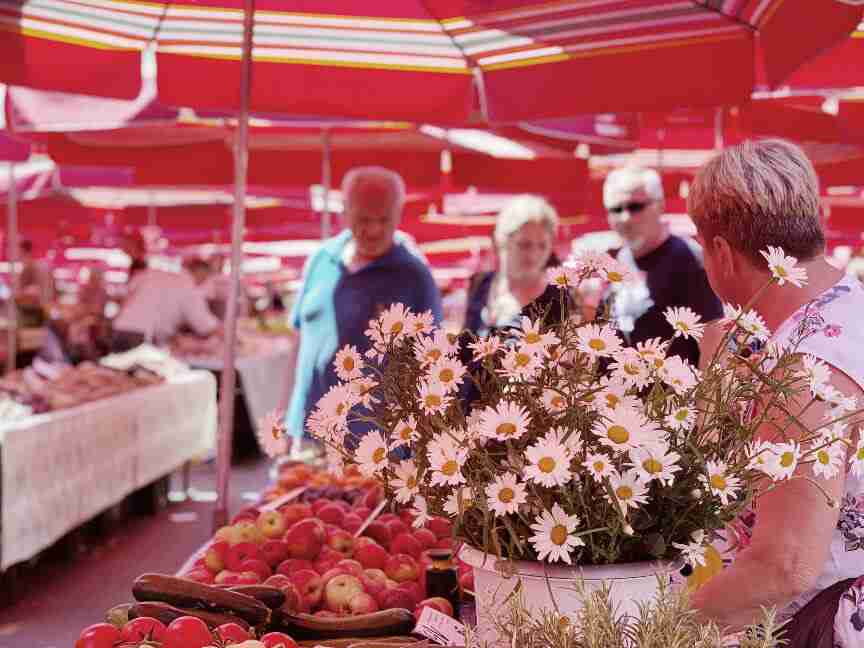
<box><xmin>688</xmin><ymin>139</ymin><xmax>824</xmax><ymax>265</ymax></box>
<box><xmin>603</xmin><ymin>167</ymin><xmax>664</xmax><ymax>208</ymax></box>
<box><xmin>493</xmin><ymin>195</ymin><xmax>559</xmax><ymax>248</ymax></box>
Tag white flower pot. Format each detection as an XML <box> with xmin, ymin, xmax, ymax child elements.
<box><xmin>459</xmin><ymin>545</ymin><xmax>669</xmax><ymax>645</ymax></box>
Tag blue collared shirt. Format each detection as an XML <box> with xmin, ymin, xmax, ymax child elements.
<box><xmin>286</xmin><ymin>231</ymin><xmax>443</xmax><ymax>438</ymax></box>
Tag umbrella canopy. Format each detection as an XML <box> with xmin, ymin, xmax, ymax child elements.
<box><xmin>1</xmin><ymin>1</ymin><xmax>860</xmax><ymax>121</ymax></box>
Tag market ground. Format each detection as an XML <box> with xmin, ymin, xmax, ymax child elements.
<box><xmin>0</xmin><ymin>456</ymin><xmax>271</xmax><ymax>648</ymax></box>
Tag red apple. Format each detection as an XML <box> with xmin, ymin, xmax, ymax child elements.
<box><xmin>317</xmin><ymin>504</ymin><xmax>346</xmax><ymax>527</ymax></box>
<box><xmin>360</xmin><ymin>569</ymin><xmax>388</xmax><ymax>600</ymax></box>
<box><xmin>214</xmin><ymin>525</ymin><xmax>242</xmax><ymax>546</ymax></box>
<box><xmin>347</xmin><ymin>591</ymin><xmax>380</xmax><ymax>615</ymax></box>
<box><xmin>265</xmin><ymin>574</ymin><xmax>293</xmax><ymax>589</ymax></box>
<box><xmin>335</xmin><ymin>559</ymin><xmax>363</xmax><ymax>577</ymax></box>
<box><xmin>288</xmin><ymin>569</ymin><xmax>324</xmax><ymax>609</ymax></box>
<box><xmin>353</xmin><ymin>537</ymin><xmax>377</xmax><ymax>552</ymax></box>
<box><xmin>386</xmin><ymin>519</ymin><xmax>410</xmax><ymax>540</ymax></box>
<box><xmin>354</xmin><ymin>541</ymin><xmax>388</xmax><ymax>571</ymax></box>
<box><xmin>326</xmin><ymin>528</ymin><xmax>355</xmax><ymax>556</ymax></box>
<box><xmin>415</xmin><ymin>597</ymin><xmax>455</xmax><ymax>621</ymax></box>
<box><xmin>391</xmin><ymin>533</ymin><xmax>423</xmax><ymax>559</ymax></box>
<box><xmin>397</xmin><ymin>580</ymin><xmax>424</xmax><ymax>608</ymax></box>
<box><xmin>226</xmin><ymin>542</ymin><xmax>261</xmax><ymax>571</ymax></box>
<box><xmin>260</xmin><ymin>631</ymin><xmax>299</xmax><ymax>648</ymax></box>
<box><xmin>280</xmin><ymin>503</ymin><xmax>312</xmax><ymax>526</ymax></box>
<box><xmin>353</xmin><ymin>506</ymin><xmax>372</xmax><ymax>520</ymax></box>
<box><xmin>324</xmin><ymin>574</ymin><xmax>365</xmax><ymax>613</ymax></box>
<box><xmin>362</xmin><ymin>485</ymin><xmax>383</xmax><ymax>509</ymax></box>
<box><xmin>240</xmin><ymin>559</ymin><xmax>271</xmax><ymax>581</ymax></box>
<box><xmin>214</xmin><ymin>570</ymin><xmax>243</xmax><ymax>585</ymax></box>
<box><xmin>257</xmin><ymin>510</ymin><xmax>287</xmax><ymax>539</ymax></box>
<box><xmin>413</xmin><ymin>529</ymin><xmax>437</xmax><ymax>550</ymax></box>
<box><xmin>341</xmin><ymin>513</ymin><xmax>363</xmax><ymax>534</ymax></box>
<box><xmin>435</xmin><ymin>537</ymin><xmax>454</xmax><ymax>550</ymax></box>
<box><xmin>234</xmin><ymin>520</ymin><xmax>265</xmax><ymax>545</ymax></box>
<box><xmin>215</xmin><ymin>622</ymin><xmax>249</xmax><ymax>643</ymax></box>
<box><xmin>310</xmin><ymin>498</ymin><xmax>334</xmax><ymax>516</ymax></box>
<box><xmin>378</xmin><ymin>513</ymin><xmax>399</xmax><ymax>525</ymax></box>
<box><xmin>265</xmin><ymin>576</ymin><xmax>303</xmax><ymax>613</ymax></box>
<box><xmin>277</xmin><ymin>558</ymin><xmax>315</xmax><ymax>577</ymax></box>
<box><xmin>284</xmin><ymin>518</ymin><xmax>325</xmax><ymax>561</ymax></box>
<box><xmin>204</xmin><ymin>541</ymin><xmax>230</xmax><ymax>574</ymax></box>
<box><xmin>385</xmin><ymin>554</ymin><xmax>420</xmax><ymax>583</ymax></box>
<box><xmin>427</xmin><ymin>517</ymin><xmax>452</xmax><ymax>540</ymax></box>
<box><xmin>237</xmin><ymin>571</ymin><xmax>261</xmax><ymax>585</ymax></box>
<box><xmin>185</xmin><ymin>568</ymin><xmax>215</xmax><ymax>584</ymax></box>
<box><xmin>319</xmin><ymin>566</ymin><xmax>350</xmax><ymax>585</ymax></box>
<box><xmin>333</xmin><ymin>500</ymin><xmax>351</xmax><ymax>513</ymax></box>
<box><xmin>379</xmin><ymin>587</ymin><xmax>416</xmax><ymax>611</ymax></box>
<box><xmin>363</xmin><ymin>521</ymin><xmax>392</xmax><ymax>548</ymax></box>
<box><xmin>261</xmin><ymin>539</ymin><xmax>291</xmax><ymax>567</ymax></box>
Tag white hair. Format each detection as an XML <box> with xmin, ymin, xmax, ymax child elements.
<box><xmin>493</xmin><ymin>195</ymin><xmax>559</xmax><ymax>248</ymax></box>
<box><xmin>603</xmin><ymin>167</ymin><xmax>664</xmax><ymax>208</ymax></box>
<box><xmin>341</xmin><ymin>166</ymin><xmax>406</xmax><ymax>215</ymax></box>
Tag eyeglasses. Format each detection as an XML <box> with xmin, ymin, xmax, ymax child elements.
<box><xmin>608</xmin><ymin>201</ymin><xmax>652</xmax><ymax>215</ymax></box>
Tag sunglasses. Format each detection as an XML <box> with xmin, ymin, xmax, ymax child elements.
<box><xmin>608</xmin><ymin>201</ymin><xmax>651</xmax><ymax>215</ymax></box>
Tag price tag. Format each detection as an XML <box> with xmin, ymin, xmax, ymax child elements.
<box><xmin>414</xmin><ymin>607</ymin><xmax>466</xmax><ymax>646</ymax></box>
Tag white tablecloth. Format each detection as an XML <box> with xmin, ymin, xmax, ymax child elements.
<box><xmin>0</xmin><ymin>370</ymin><xmax>217</xmax><ymax>570</ymax></box>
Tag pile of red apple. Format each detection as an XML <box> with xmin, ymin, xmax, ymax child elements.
<box><xmin>182</xmin><ymin>486</ymin><xmax>474</xmax><ymax>621</ymax></box>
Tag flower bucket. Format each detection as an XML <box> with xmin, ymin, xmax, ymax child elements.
<box><xmin>460</xmin><ymin>545</ymin><xmax>668</xmax><ymax>644</ymax></box>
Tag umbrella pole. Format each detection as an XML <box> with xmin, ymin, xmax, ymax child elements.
<box><xmin>5</xmin><ymin>163</ymin><xmax>18</xmax><ymax>376</ymax></box>
<box><xmin>714</xmin><ymin>108</ymin><xmax>724</xmax><ymax>151</ymax></box>
<box><xmin>321</xmin><ymin>128</ymin><xmax>332</xmax><ymax>239</ymax></box>
<box><xmin>213</xmin><ymin>0</ymin><xmax>255</xmax><ymax>532</ymax></box>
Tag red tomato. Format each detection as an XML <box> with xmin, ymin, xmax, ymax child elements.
<box><xmin>163</xmin><ymin>616</ymin><xmax>213</xmax><ymax>648</ymax></box>
<box><xmin>121</xmin><ymin>617</ymin><xmax>167</xmax><ymax>643</ymax></box>
<box><xmin>215</xmin><ymin>622</ymin><xmax>249</xmax><ymax>643</ymax></box>
<box><xmin>78</xmin><ymin>623</ymin><xmax>121</xmax><ymax>648</ymax></box>
<box><xmin>260</xmin><ymin>631</ymin><xmax>299</xmax><ymax>648</ymax></box>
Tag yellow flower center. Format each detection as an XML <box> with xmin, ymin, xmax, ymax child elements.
<box><xmin>498</xmin><ymin>488</ymin><xmax>515</xmax><ymax>504</ymax></box>
<box><xmin>271</xmin><ymin>427</ymin><xmax>281</xmax><ymax>441</ymax></box>
<box><xmin>399</xmin><ymin>426</ymin><xmax>412</xmax><ymax>441</ymax></box>
<box><xmin>406</xmin><ymin>476</ymin><xmax>417</xmax><ymax>489</ymax></box>
<box><xmin>593</xmin><ymin>461</ymin><xmax>606</xmax><ymax>473</ymax></box>
<box><xmin>447</xmin><ymin>333</ymin><xmax>459</xmax><ymax>345</ymax></box>
<box><xmin>654</xmin><ymin>358</ymin><xmax>665</xmax><ymax>369</ymax></box>
<box><xmin>538</xmin><ymin>457</ymin><xmax>557</xmax><ymax>474</ymax></box>
<box><xmin>551</xmin><ymin>396</ymin><xmax>565</xmax><ymax>409</ymax></box>
<box><xmin>857</xmin><ymin>448</ymin><xmax>864</xmax><ymax>461</ymax></box>
<box><xmin>675</xmin><ymin>409</ymin><xmax>690</xmax><ymax>422</ymax></box>
<box><xmin>607</xmin><ymin>425</ymin><xmax>629</xmax><ymax>445</ymax></box>
<box><xmin>425</xmin><ymin>394</ymin><xmax>442</xmax><ymax>408</ymax></box>
<box><xmin>515</xmin><ymin>353</ymin><xmax>531</xmax><ymax>368</ymax></box>
<box><xmin>710</xmin><ymin>474</ymin><xmax>727</xmax><ymax>490</ymax></box>
<box><xmin>390</xmin><ymin>321</ymin><xmax>404</xmax><ymax>335</ymax></box>
<box><xmin>525</xmin><ymin>332</ymin><xmax>542</xmax><ymax>344</ymax></box>
<box><xmin>605</xmin><ymin>394</ymin><xmax>620</xmax><ymax>409</ymax></box>
<box><xmin>427</xmin><ymin>349</ymin><xmax>442</xmax><ymax>362</ymax></box>
<box><xmin>496</xmin><ymin>422</ymin><xmax>517</xmax><ymax>438</ymax></box>
<box><xmin>607</xmin><ymin>271</ymin><xmax>623</xmax><ymax>283</ymax></box>
<box><xmin>441</xmin><ymin>460</ymin><xmax>459</xmax><ymax>476</ymax></box>
<box><xmin>624</xmin><ymin>363</ymin><xmax>641</xmax><ymax>376</ymax></box>
<box><xmin>342</xmin><ymin>356</ymin><xmax>355</xmax><ymax>371</ymax></box>
<box><xmin>676</xmin><ymin>322</ymin><xmax>690</xmax><ymax>332</ymax></box>
<box><xmin>336</xmin><ymin>403</ymin><xmax>346</xmax><ymax>416</ymax></box>
<box><xmin>818</xmin><ymin>450</ymin><xmax>830</xmax><ymax>465</ymax></box>
<box><xmin>372</xmin><ymin>447</ymin><xmax>387</xmax><ymax>464</ymax></box>
<box><xmin>642</xmin><ymin>458</ymin><xmax>663</xmax><ymax>475</ymax></box>
<box><xmin>774</xmin><ymin>265</ymin><xmax>788</xmax><ymax>278</ymax></box>
<box><xmin>589</xmin><ymin>338</ymin><xmax>606</xmax><ymax>352</ymax></box>
<box><xmin>438</xmin><ymin>368</ymin><xmax>455</xmax><ymax>383</ymax></box>
<box><xmin>550</xmin><ymin>524</ymin><xmax>568</xmax><ymax>546</ymax></box>
<box><xmin>616</xmin><ymin>485</ymin><xmax>633</xmax><ymax>500</ymax></box>
<box><xmin>780</xmin><ymin>452</ymin><xmax>795</xmax><ymax>468</ymax></box>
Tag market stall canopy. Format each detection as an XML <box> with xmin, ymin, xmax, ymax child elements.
<box><xmin>0</xmin><ymin>132</ymin><xmax>31</xmax><ymax>161</ymax></box>
<box><xmin>0</xmin><ymin>1</ymin><xmax>860</xmax><ymax>121</ymax></box>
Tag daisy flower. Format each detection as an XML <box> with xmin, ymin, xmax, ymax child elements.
<box><xmin>444</xmin><ymin>487</ymin><xmax>473</xmax><ymax>517</ymax></box>
<box><xmin>514</xmin><ymin>316</ymin><xmax>560</xmax><ymax>354</ymax></box>
<box><xmin>354</xmin><ymin>431</ymin><xmax>389</xmax><ymax>478</ymax></box>
<box><xmin>499</xmin><ymin>345</ymin><xmax>543</xmax><ymax>380</ymax></box>
<box><xmin>608</xmin><ymin>469</ymin><xmax>649</xmax><ymax>515</ymax></box>
<box><xmin>629</xmin><ymin>443</ymin><xmax>681</xmax><ymax>486</ymax></box>
<box><xmin>546</xmin><ymin>264</ymin><xmax>578</xmax><ymax>289</ymax></box>
<box><xmin>417</xmin><ymin>380</ymin><xmax>451</xmax><ymax>416</ymax></box>
<box><xmin>635</xmin><ymin>337</ymin><xmax>670</xmax><ymax>369</ymax></box>
<box><xmin>608</xmin><ymin>350</ymin><xmax>651</xmax><ymax>390</ymax></box>
<box><xmin>469</xmin><ymin>335</ymin><xmax>502</xmax><ymax>361</ymax></box>
<box><xmin>699</xmin><ymin>460</ymin><xmax>742</xmax><ymax>505</ymax></box>
<box><xmin>349</xmin><ymin>376</ymin><xmax>378</xmax><ymax>409</ymax></box>
<box><xmin>392</xmin><ymin>460</ymin><xmax>420</xmax><ymax>504</ymax></box>
<box><xmin>256</xmin><ymin>410</ymin><xmax>289</xmax><ymax>458</ymax></box>
<box><xmin>315</xmin><ymin>383</ymin><xmax>357</xmax><ymax>427</ymax></box>
<box><xmin>592</xmin><ymin>404</ymin><xmax>661</xmax><ymax>453</ymax></box>
<box><xmin>409</xmin><ymin>310</ymin><xmax>435</xmax><ymax>337</ymax></box>
<box><xmin>659</xmin><ymin>356</ymin><xmax>700</xmax><ymax>395</ymax></box>
<box><xmin>576</xmin><ymin>324</ymin><xmax>623</xmax><ymax>359</ymax></box>
<box><xmin>738</xmin><ymin>309</ymin><xmax>771</xmax><ymax>341</ymax></box>
<box><xmin>542</xmin><ymin>388</ymin><xmax>567</xmax><ymax>414</ymax></box>
<box><xmin>414</xmin><ymin>332</ymin><xmax>448</xmax><ymax>367</ymax></box>
<box><xmin>428</xmin><ymin>435</ymin><xmax>468</xmax><ymax>487</ymax></box>
<box><xmin>812</xmin><ymin>436</ymin><xmax>845</xmax><ymax>480</ymax></box>
<box><xmin>478</xmin><ymin>400</ymin><xmax>531</xmax><ymax>442</ymax></box>
<box><xmin>764</xmin><ymin>441</ymin><xmax>801</xmax><ymax>481</ymax></box>
<box><xmin>596</xmin><ymin>378</ymin><xmax>633</xmax><ymax>413</ymax></box>
<box><xmin>333</xmin><ymin>344</ymin><xmax>364</xmax><ymax>382</ymax></box>
<box><xmin>390</xmin><ymin>415</ymin><xmax>418</xmax><ymax>449</ymax></box>
<box><xmin>485</xmin><ymin>473</ymin><xmax>528</xmax><ymax>517</ymax></box>
<box><xmin>666</xmin><ymin>404</ymin><xmax>696</xmax><ymax>431</ymax></box>
<box><xmin>525</xmin><ymin>436</ymin><xmax>573</xmax><ymax>488</ymax></box>
<box><xmin>410</xmin><ymin>495</ymin><xmax>432</xmax><ymax>528</ymax></box>
<box><xmin>673</xmin><ymin>530</ymin><xmax>708</xmax><ymax>568</ymax></box>
<box><xmin>800</xmin><ymin>355</ymin><xmax>831</xmax><ymax>396</ymax></box>
<box><xmin>583</xmin><ymin>451</ymin><xmax>617</xmax><ymax>482</ymax></box>
<box><xmin>378</xmin><ymin>303</ymin><xmax>412</xmax><ymax>342</ymax></box>
<box><xmin>760</xmin><ymin>246</ymin><xmax>808</xmax><ymax>287</ymax></box>
<box><xmin>850</xmin><ymin>440</ymin><xmax>864</xmax><ymax>479</ymax></box>
<box><xmin>746</xmin><ymin>440</ymin><xmax>773</xmax><ymax>473</ymax></box>
<box><xmin>599</xmin><ymin>257</ymin><xmax>635</xmax><ymax>285</ymax></box>
<box><xmin>529</xmin><ymin>504</ymin><xmax>585</xmax><ymax>564</ymax></box>
<box><xmin>572</xmin><ymin>250</ymin><xmax>614</xmax><ymax>274</ymax></box>
<box><xmin>427</xmin><ymin>357</ymin><xmax>467</xmax><ymax>393</ymax></box>
<box><xmin>664</xmin><ymin>306</ymin><xmax>706</xmax><ymax>341</ymax></box>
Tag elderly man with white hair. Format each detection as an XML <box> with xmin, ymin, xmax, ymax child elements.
<box><xmin>282</xmin><ymin>166</ymin><xmax>443</xmax><ymax>446</ymax></box>
<box><xmin>603</xmin><ymin>166</ymin><xmax>722</xmax><ymax>365</ymax></box>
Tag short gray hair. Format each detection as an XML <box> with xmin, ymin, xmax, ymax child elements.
<box><xmin>603</xmin><ymin>167</ymin><xmax>664</xmax><ymax>208</ymax></box>
<box><xmin>494</xmin><ymin>195</ymin><xmax>559</xmax><ymax>248</ymax></box>
<box><xmin>688</xmin><ymin>139</ymin><xmax>824</xmax><ymax>265</ymax></box>
<box><xmin>341</xmin><ymin>166</ymin><xmax>406</xmax><ymax>215</ymax></box>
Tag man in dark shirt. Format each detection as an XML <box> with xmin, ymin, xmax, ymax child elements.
<box><xmin>603</xmin><ymin>166</ymin><xmax>722</xmax><ymax>365</ymax></box>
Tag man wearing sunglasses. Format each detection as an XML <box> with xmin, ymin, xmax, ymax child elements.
<box><xmin>602</xmin><ymin>166</ymin><xmax>722</xmax><ymax>366</ymax></box>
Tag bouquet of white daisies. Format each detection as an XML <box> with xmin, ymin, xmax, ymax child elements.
<box><xmin>298</xmin><ymin>246</ymin><xmax>862</xmax><ymax>567</ymax></box>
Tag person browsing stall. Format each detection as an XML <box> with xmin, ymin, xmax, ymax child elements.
<box><xmin>604</xmin><ymin>167</ymin><xmax>722</xmax><ymax>365</ymax></box>
<box><xmin>686</xmin><ymin>140</ymin><xmax>864</xmax><ymax>647</ymax></box>
<box><xmin>281</xmin><ymin>166</ymin><xmax>443</xmax><ymax>443</ymax></box>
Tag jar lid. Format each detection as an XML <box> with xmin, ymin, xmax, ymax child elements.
<box><xmin>428</xmin><ymin>548</ymin><xmax>454</xmax><ymax>561</ymax></box>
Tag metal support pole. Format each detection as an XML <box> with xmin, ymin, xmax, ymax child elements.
<box><xmin>321</xmin><ymin>129</ymin><xmax>332</xmax><ymax>240</ymax></box>
<box><xmin>714</xmin><ymin>107</ymin><xmax>724</xmax><ymax>151</ymax></box>
<box><xmin>5</xmin><ymin>164</ymin><xmax>18</xmax><ymax>376</ymax></box>
<box><xmin>213</xmin><ymin>0</ymin><xmax>255</xmax><ymax>532</ymax></box>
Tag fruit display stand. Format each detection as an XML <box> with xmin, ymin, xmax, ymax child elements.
<box><xmin>0</xmin><ymin>370</ymin><xmax>217</xmax><ymax>582</ymax></box>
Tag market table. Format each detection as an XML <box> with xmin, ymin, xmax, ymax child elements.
<box><xmin>0</xmin><ymin>370</ymin><xmax>217</xmax><ymax>571</ymax></box>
